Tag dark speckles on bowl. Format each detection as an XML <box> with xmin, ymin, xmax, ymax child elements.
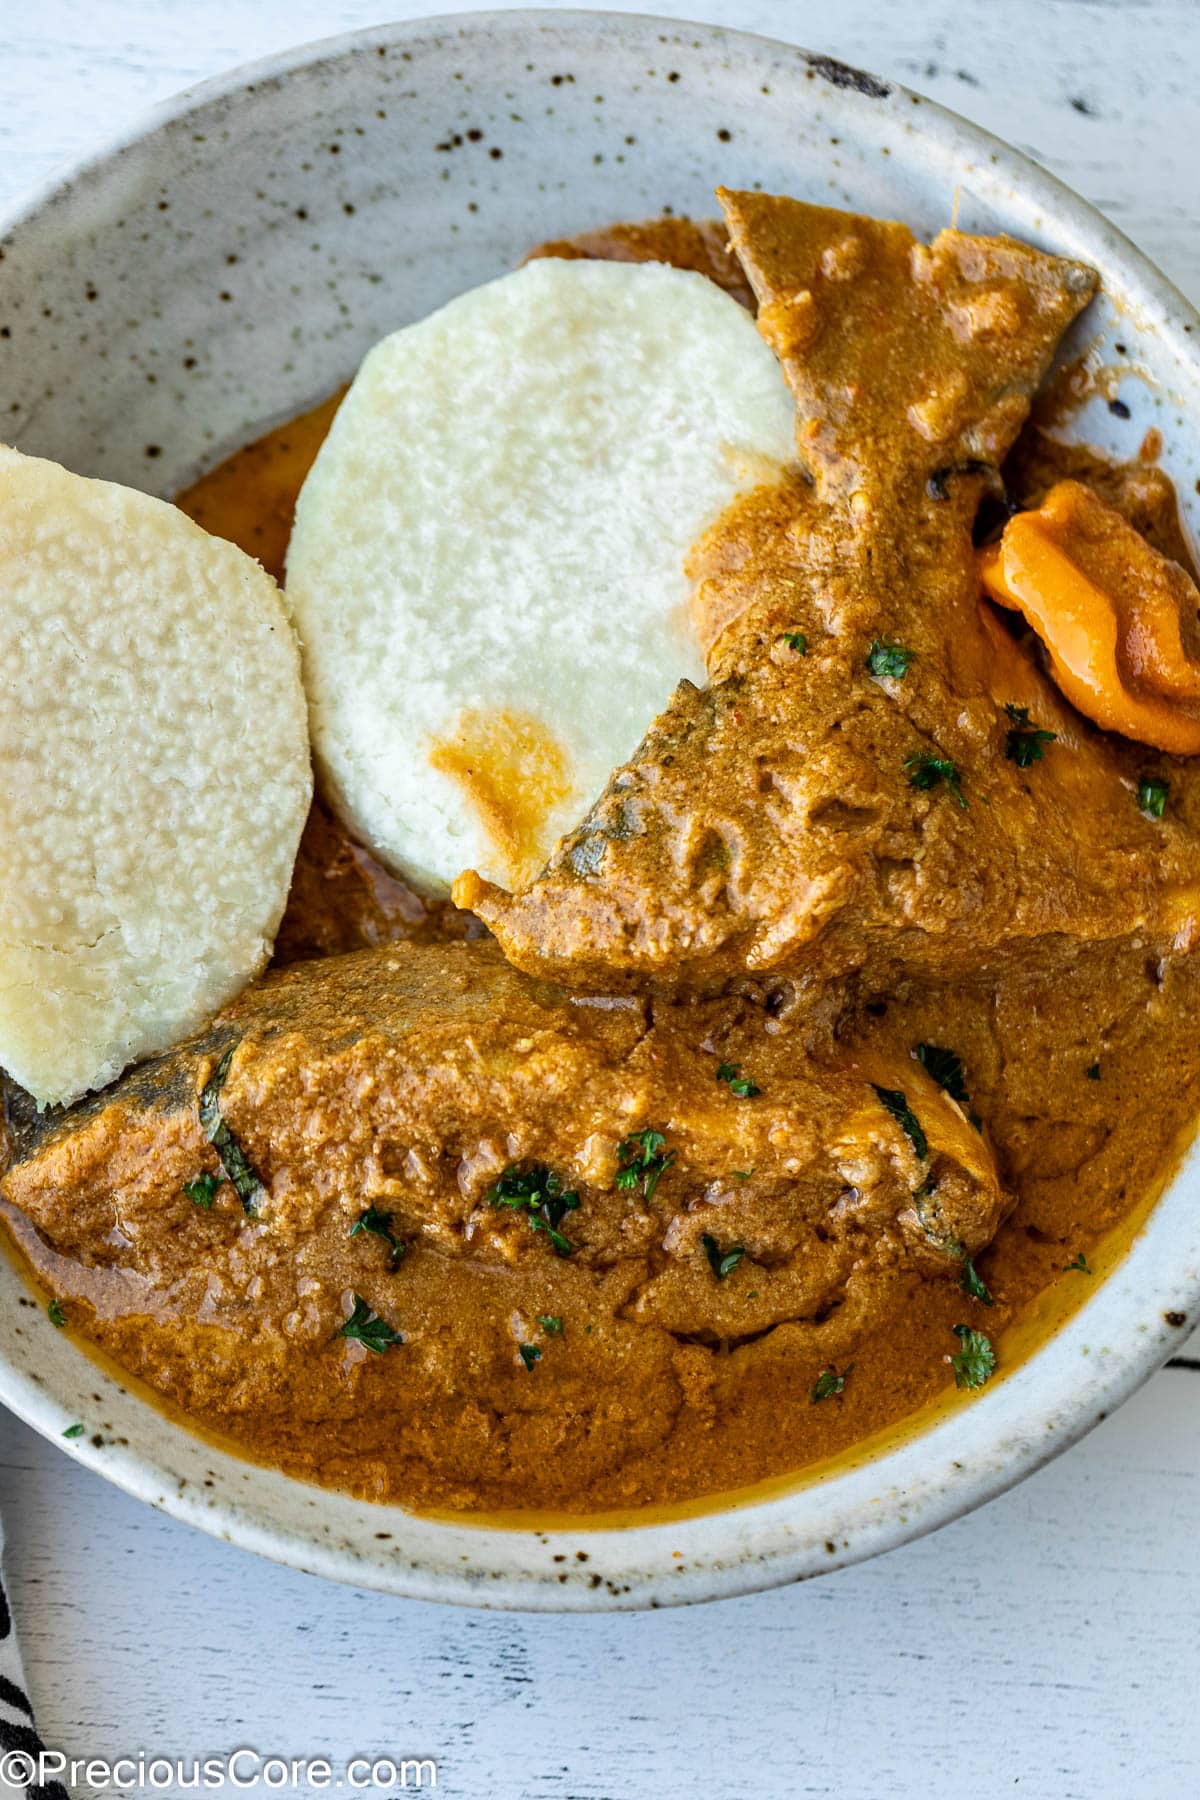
<box><xmin>1</xmin><ymin>9</ymin><xmax>1200</xmax><ymax>1610</ymax></box>
<box><xmin>805</xmin><ymin>53</ymin><xmax>893</xmax><ymax>99</ymax></box>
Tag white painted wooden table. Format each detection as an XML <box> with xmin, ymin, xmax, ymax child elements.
<box><xmin>3</xmin><ymin>4</ymin><xmax>1200</xmax><ymax>1796</ymax></box>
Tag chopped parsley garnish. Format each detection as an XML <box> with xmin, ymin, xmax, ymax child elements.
<box><xmin>518</xmin><ymin>1343</ymin><xmax>542</xmax><ymax>1371</ymax></box>
<box><xmin>701</xmin><ymin>1234</ymin><xmax>746</xmax><ymax>1280</ymax></box>
<box><xmin>716</xmin><ymin>1061</ymin><xmax>762</xmax><ymax>1098</ymax></box>
<box><xmin>870</xmin><ymin>1084</ymin><xmax>928</xmax><ymax>1160</ymax></box>
<box><xmin>47</xmin><ymin>1299</ymin><xmax>66</xmax><ymax>1328</ymax></box>
<box><xmin>536</xmin><ymin>1315</ymin><xmax>564</xmax><ymax>1336</ymax></box>
<box><xmin>335</xmin><ymin>1295</ymin><xmax>403</xmax><ymax>1354</ymax></box>
<box><xmin>488</xmin><ymin>1165</ymin><xmax>580</xmax><ymax>1255</ymax></box>
<box><xmin>1064</xmin><ymin>1251</ymin><xmax>1092</xmax><ymax>1274</ymax></box>
<box><xmin>950</xmin><ymin>1324</ymin><xmax>996</xmax><ymax>1390</ymax></box>
<box><xmin>915</xmin><ymin>1043</ymin><xmax>968</xmax><ymax>1104</ymax></box>
<box><xmin>915</xmin><ymin>1042</ymin><xmax>982</xmax><ymax>1130</ymax></box>
<box><xmin>183</xmin><ymin>1171</ymin><xmax>221</xmax><ymax>1208</ymax></box>
<box><xmin>1004</xmin><ymin>702</ymin><xmax>1056</xmax><ymax>769</ymax></box>
<box><xmin>1138</xmin><ymin>775</ymin><xmax>1169</xmax><ymax>819</ymax></box>
<box><xmin>812</xmin><ymin>1364</ymin><xmax>853</xmax><ymax>1403</ymax></box>
<box><xmin>867</xmin><ymin>639</ymin><xmax>914</xmax><ymax>681</ymax></box>
<box><xmin>959</xmin><ymin>1258</ymin><xmax>994</xmax><ymax>1306</ymax></box>
<box><xmin>904</xmin><ymin>751</ymin><xmax>967</xmax><ymax>808</ymax></box>
<box><xmin>1086</xmin><ymin>1062</ymin><xmax>1101</xmax><ymax>1081</ymax></box>
<box><xmin>615</xmin><ymin>1129</ymin><xmax>674</xmax><ymax>1204</ymax></box>
<box><xmin>732</xmin><ymin>1170</ymin><xmax>754</xmax><ymax>1182</ymax></box>
<box><xmin>62</xmin><ymin>1423</ymin><xmax>85</xmax><ymax>1439</ymax></box>
<box><xmin>781</xmin><ymin>630</ymin><xmax>808</xmax><ymax>654</ymax></box>
<box><xmin>198</xmin><ymin>1045</ymin><xmax>266</xmax><ymax>1217</ymax></box>
<box><xmin>349</xmin><ymin>1206</ymin><xmax>406</xmax><ymax>1270</ymax></box>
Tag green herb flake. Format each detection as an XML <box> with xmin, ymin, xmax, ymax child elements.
<box><xmin>904</xmin><ymin>751</ymin><xmax>967</xmax><ymax>808</ymax></box>
<box><xmin>349</xmin><ymin>1206</ymin><xmax>406</xmax><ymax>1270</ymax></box>
<box><xmin>915</xmin><ymin>1042</ymin><xmax>982</xmax><ymax>1130</ymax></box>
<box><xmin>867</xmin><ymin>640</ymin><xmax>914</xmax><ymax>681</ymax></box>
<box><xmin>183</xmin><ymin>1171</ymin><xmax>221</xmax><ymax>1209</ymax></box>
<box><xmin>536</xmin><ymin>1315</ymin><xmax>564</xmax><ymax>1337</ymax></box>
<box><xmin>519</xmin><ymin>1343</ymin><xmax>542</xmax><ymax>1371</ymax></box>
<box><xmin>615</xmin><ymin>1129</ymin><xmax>674</xmax><ymax>1205</ymax></box>
<box><xmin>335</xmin><ymin>1295</ymin><xmax>403</xmax><ymax>1355</ymax></box>
<box><xmin>1086</xmin><ymin>1062</ymin><xmax>1101</xmax><ymax>1082</ymax></box>
<box><xmin>960</xmin><ymin>1259</ymin><xmax>994</xmax><ymax>1306</ymax></box>
<box><xmin>701</xmin><ymin>1233</ymin><xmax>746</xmax><ymax>1280</ymax></box>
<box><xmin>1138</xmin><ymin>776</ymin><xmax>1169</xmax><ymax>819</ymax></box>
<box><xmin>716</xmin><ymin>1061</ymin><xmax>762</xmax><ymax>1099</ymax></box>
<box><xmin>870</xmin><ymin>1084</ymin><xmax>929</xmax><ymax>1160</ymax></box>
<box><xmin>488</xmin><ymin>1165</ymin><xmax>580</xmax><ymax>1256</ymax></box>
<box><xmin>1004</xmin><ymin>702</ymin><xmax>1057</xmax><ymax>769</ymax></box>
<box><xmin>1064</xmin><ymin>1251</ymin><xmax>1092</xmax><ymax>1274</ymax></box>
<box><xmin>732</xmin><ymin>1170</ymin><xmax>754</xmax><ymax>1183</ymax></box>
<box><xmin>47</xmin><ymin>1299</ymin><xmax>66</xmax><ymax>1328</ymax></box>
<box><xmin>811</xmin><ymin>1364</ymin><xmax>854</xmax><ymax>1403</ymax></box>
<box><xmin>62</xmin><ymin>1423</ymin><xmax>85</xmax><ymax>1440</ymax></box>
<box><xmin>915</xmin><ymin>1043</ymin><xmax>968</xmax><ymax>1104</ymax></box>
<box><xmin>781</xmin><ymin>630</ymin><xmax>808</xmax><ymax>654</ymax></box>
<box><xmin>198</xmin><ymin>1046</ymin><xmax>267</xmax><ymax>1218</ymax></box>
<box><xmin>950</xmin><ymin>1324</ymin><xmax>996</xmax><ymax>1390</ymax></box>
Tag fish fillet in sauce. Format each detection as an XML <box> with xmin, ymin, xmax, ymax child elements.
<box><xmin>6</xmin><ymin>197</ymin><xmax>1200</xmax><ymax>1516</ymax></box>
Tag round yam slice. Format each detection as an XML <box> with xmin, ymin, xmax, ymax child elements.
<box><xmin>286</xmin><ymin>257</ymin><xmax>795</xmax><ymax>895</ymax></box>
<box><xmin>0</xmin><ymin>445</ymin><xmax>311</xmax><ymax>1105</ymax></box>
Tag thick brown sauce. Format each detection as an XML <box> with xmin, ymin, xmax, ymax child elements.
<box><xmin>6</xmin><ymin>219</ymin><xmax>1200</xmax><ymax>1521</ymax></box>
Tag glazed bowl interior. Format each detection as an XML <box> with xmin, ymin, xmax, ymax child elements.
<box><xmin>2</xmin><ymin>8</ymin><xmax>1199</xmax><ymax>1609</ymax></box>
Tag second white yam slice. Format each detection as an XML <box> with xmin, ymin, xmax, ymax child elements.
<box><xmin>0</xmin><ymin>445</ymin><xmax>312</xmax><ymax>1106</ymax></box>
<box><xmin>286</xmin><ymin>257</ymin><xmax>796</xmax><ymax>895</ymax></box>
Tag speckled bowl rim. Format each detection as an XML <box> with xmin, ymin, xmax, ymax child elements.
<box><xmin>1</xmin><ymin>9</ymin><xmax>1200</xmax><ymax>1610</ymax></box>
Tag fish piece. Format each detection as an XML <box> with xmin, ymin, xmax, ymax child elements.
<box><xmin>459</xmin><ymin>195</ymin><xmax>1198</xmax><ymax>995</ymax></box>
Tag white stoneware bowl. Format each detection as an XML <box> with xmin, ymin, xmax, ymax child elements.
<box><xmin>1</xmin><ymin>10</ymin><xmax>1198</xmax><ymax>1610</ymax></box>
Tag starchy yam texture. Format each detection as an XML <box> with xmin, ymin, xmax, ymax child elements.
<box><xmin>285</xmin><ymin>257</ymin><xmax>796</xmax><ymax>895</ymax></box>
<box><xmin>0</xmin><ymin>445</ymin><xmax>311</xmax><ymax>1105</ymax></box>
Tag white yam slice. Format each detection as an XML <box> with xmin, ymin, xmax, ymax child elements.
<box><xmin>0</xmin><ymin>445</ymin><xmax>311</xmax><ymax>1105</ymax></box>
<box><xmin>286</xmin><ymin>257</ymin><xmax>795</xmax><ymax>895</ymax></box>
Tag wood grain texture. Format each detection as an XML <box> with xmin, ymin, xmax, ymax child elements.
<box><xmin>2</xmin><ymin>3</ymin><xmax>1200</xmax><ymax>1796</ymax></box>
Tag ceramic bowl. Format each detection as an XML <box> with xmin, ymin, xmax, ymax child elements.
<box><xmin>1</xmin><ymin>9</ymin><xmax>1198</xmax><ymax>1610</ymax></box>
